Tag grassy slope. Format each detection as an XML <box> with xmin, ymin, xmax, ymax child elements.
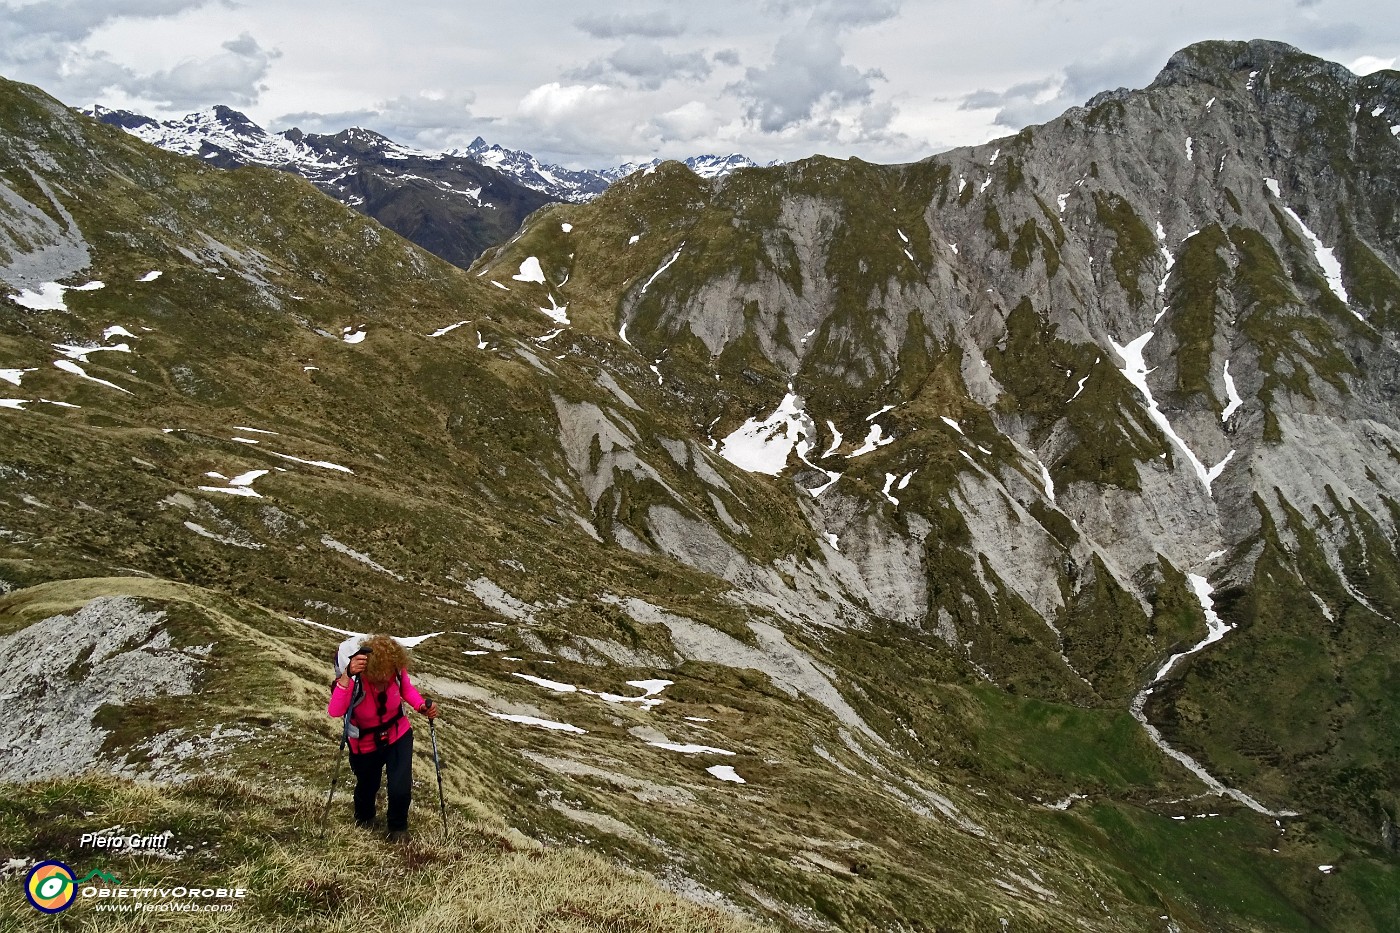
<box><xmin>0</xmin><ymin>775</ymin><xmax>767</xmax><ymax>933</ymax></box>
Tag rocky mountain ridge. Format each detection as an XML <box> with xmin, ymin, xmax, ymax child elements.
<box><xmin>2</xmin><ymin>37</ymin><xmax>1398</xmax><ymax>932</ymax></box>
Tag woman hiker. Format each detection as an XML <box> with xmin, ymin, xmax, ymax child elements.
<box><xmin>328</xmin><ymin>633</ymin><xmax>438</xmax><ymax>842</ymax></box>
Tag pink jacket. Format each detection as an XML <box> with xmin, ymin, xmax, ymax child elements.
<box><xmin>327</xmin><ymin>670</ymin><xmax>426</xmax><ymax>754</ymax></box>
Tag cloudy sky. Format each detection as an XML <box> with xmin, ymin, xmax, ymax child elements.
<box><xmin>1</xmin><ymin>0</ymin><xmax>1395</xmax><ymax>168</ymax></box>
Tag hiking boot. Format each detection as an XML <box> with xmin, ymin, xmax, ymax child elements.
<box><xmin>386</xmin><ymin>830</ymin><xmax>410</xmax><ymax>844</ymax></box>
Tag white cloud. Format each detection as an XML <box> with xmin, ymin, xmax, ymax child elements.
<box><xmin>277</xmin><ymin>89</ymin><xmax>488</xmax><ymax>150</ymax></box>
<box><xmin>4</xmin><ymin>0</ymin><xmax>1397</xmax><ymax>168</ymax></box>
<box><xmin>130</xmin><ymin>33</ymin><xmax>279</xmax><ymax>108</ymax></box>
<box><xmin>0</xmin><ymin>1</ymin><xmax>276</xmax><ymax>110</ymax></box>
<box><xmin>1349</xmin><ymin>54</ymin><xmax>1396</xmax><ymax>74</ymax></box>
<box><xmin>519</xmin><ymin>82</ymin><xmax>612</xmax><ymax>120</ymax></box>
<box><xmin>651</xmin><ymin>101</ymin><xmax>725</xmax><ymax>142</ymax></box>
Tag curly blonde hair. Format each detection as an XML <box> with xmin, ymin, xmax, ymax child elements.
<box><xmin>360</xmin><ymin>633</ymin><xmax>410</xmax><ymax>686</ymax></box>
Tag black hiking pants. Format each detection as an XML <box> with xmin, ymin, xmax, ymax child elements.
<box><xmin>349</xmin><ymin>728</ymin><xmax>413</xmax><ymax>831</ymax></box>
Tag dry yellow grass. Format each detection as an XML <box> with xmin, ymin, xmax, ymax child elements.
<box><xmin>0</xmin><ymin>775</ymin><xmax>771</xmax><ymax>933</ymax></box>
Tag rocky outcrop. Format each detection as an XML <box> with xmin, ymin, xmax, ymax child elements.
<box><xmin>0</xmin><ymin>598</ymin><xmax>209</xmax><ymax>780</ymax></box>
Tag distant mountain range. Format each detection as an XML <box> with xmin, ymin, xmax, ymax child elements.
<box><xmin>455</xmin><ymin>136</ymin><xmax>763</xmax><ymax>201</ymax></box>
<box><xmin>86</xmin><ymin>104</ymin><xmax>762</xmax><ymax>267</ymax></box>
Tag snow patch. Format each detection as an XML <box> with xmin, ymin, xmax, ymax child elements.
<box><xmin>1110</xmin><ymin>331</ymin><xmax>1233</xmax><ymax>493</ymax></box>
<box><xmin>490</xmin><ymin>713</ymin><xmax>586</xmax><ymax>734</ymax></box>
<box><xmin>719</xmin><ymin>391</ymin><xmax>814</xmax><ymax>475</ymax></box>
<box><xmin>197</xmin><ymin>485</ymin><xmax>261</xmax><ymax>498</ymax></box>
<box><xmin>514</xmin><ymin>673</ymin><xmax>577</xmax><ymax>693</ymax></box>
<box><xmin>1263</xmin><ymin>179</ymin><xmax>1352</xmax><ymax>314</ymax></box>
<box><xmin>267</xmin><ymin>451</ymin><xmax>353</xmax><ymax>473</ymax></box>
<box><xmin>1069</xmin><ymin>372</ymin><xmax>1090</xmax><ymax>402</ymax></box>
<box><xmin>1151</xmin><ymin>574</ymin><xmax>1234</xmax><ymax>683</ymax></box>
<box><xmin>9</xmin><ymin>280</ymin><xmax>104</xmax><ymax>311</ymax></box>
<box><xmin>428</xmin><ymin>318</ymin><xmax>473</xmax><ymax>336</ymax></box>
<box><xmin>848</xmin><ymin>424</ymin><xmax>894</xmax><ymax>457</ymax></box>
<box><xmin>512</xmin><ymin>256</ymin><xmax>546</xmax><ymax>283</ymax></box>
<box><xmin>0</xmin><ymin>368</ymin><xmax>35</xmax><ymax>386</ymax></box>
<box><xmin>53</xmin><ymin>360</ymin><xmax>131</xmax><ymax>394</ymax></box>
<box><xmin>53</xmin><ymin>342</ymin><xmax>130</xmax><ymax>362</ymax></box>
<box><xmin>539</xmin><ymin>293</ymin><xmax>570</xmax><ymax>325</ymax></box>
<box><xmin>648</xmin><ymin>742</ymin><xmax>735</xmax><ymax>756</ymax></box>
<box><xmin>640</xmin><ymin>243</ymin><xmax>684</xmax><ymax>294</ymax></box>
<box><xmin>706</xmin><ymin>765</ymin><xmax>746</xmax><ymax>784</ymax></box>
<box><xmin>1221</xmin><ymin>360</ymin><xmax>1243</xmax><ymax>421</ymax></box>
<box><xmin>1038</xmin><ymin>460</ymin><xmax>1056</xmax><ymax>502</ymax></box>
<box><xmin>138</xmin><ymin>271</ymin><xmax>163</xmax><ymax>282</ymax></box>
<box><xmin>821</xmin><ymin>420</ymin><xmax>843</xmax><ymax>457</ymax></box>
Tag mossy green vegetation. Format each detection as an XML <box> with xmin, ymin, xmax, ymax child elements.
<box><xmin>1165</xmin><ymin>225</ymin><xmax>1229</xmax><ymax>401</ymax></box>
<box><xmin>1229</xmin><ymin>224</ymin><xmax>1357</xmax><ymax>439</ymax></box>
<box><xmin>1155</xmin><ymin>495</ymin><xmax>1400</xmax><ymax>856</ymax></box>
<box><xmin>1093</xmin><ymin>192</ymin><xmax>1158</xmax><ymax>307</ymax></box>
<box><xmin>987</xmin><ymin>297</ymin><xmax>1165</xmax><ymax>491</ymax></box>
<box><xmin>1078</xmin><ymin>802</ymin><xmax>1400</xmax><ymax>933</ymax></box>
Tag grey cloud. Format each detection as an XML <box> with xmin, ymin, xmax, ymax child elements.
<box><xmin>276</xmin><ymin>108</ymin><xmax>383</xmax><ymax>134</ymax></box>
<box><xmin>713</xmin><ymin>48</ymin><xmax>743</xmax><ymax>67</ymax></box>
<box><xmin>960</xmin><ymin>76</ymin><xmax>1060</xmax><ymax>112</ymax></box>
<box><xmin>1292</xmin><ymin>20</ymin><xmax>1365</xmax><ymax>51</ymax></box>
<box><xmin>3</xmin><ymin>0</ymin><xmax>223</xmax><ymax>41</ymax></box>
<box><xmin>767</xmin><ymin>0</ymin><xmax>901</xmax><ymax>28</ymax></box>
<box><xmin>574</xmin><ymin>11</ymin><xmax>685</xmax><ymax>39</ymax></box>
<box><xmin>568</xmin><ymin>40</ymin><xmax>711</xmax><ymax>91</ymax></box>
<box><xmin>960</xmin><ymin>47</ymin><xmax>1165</xmax><ymax>130</ymax></box>
<box><xmin>733</xmin><ymin>28</ymin><xmax>883</xmax><ymax>132</ymax></box>
<box><xmin>610</xmin><ymin>41</ymin><xmax>710</xmax><ymax>88</ymax></box>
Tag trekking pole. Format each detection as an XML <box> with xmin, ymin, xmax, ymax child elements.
<box><xmin>320</xmin><ymin>676</ymin><xmax>363</xmax><ymax>837</ymax></box>
<box><xmin>425</xmin><ymin>697</ymin><xmax>448</xmax><ymax>836</ymax></box>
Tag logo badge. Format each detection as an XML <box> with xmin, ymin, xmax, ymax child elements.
<box><xmin>25</xmin><ymin>860</ymin><xmax>77</xmax><ymax>913</ymax></box>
